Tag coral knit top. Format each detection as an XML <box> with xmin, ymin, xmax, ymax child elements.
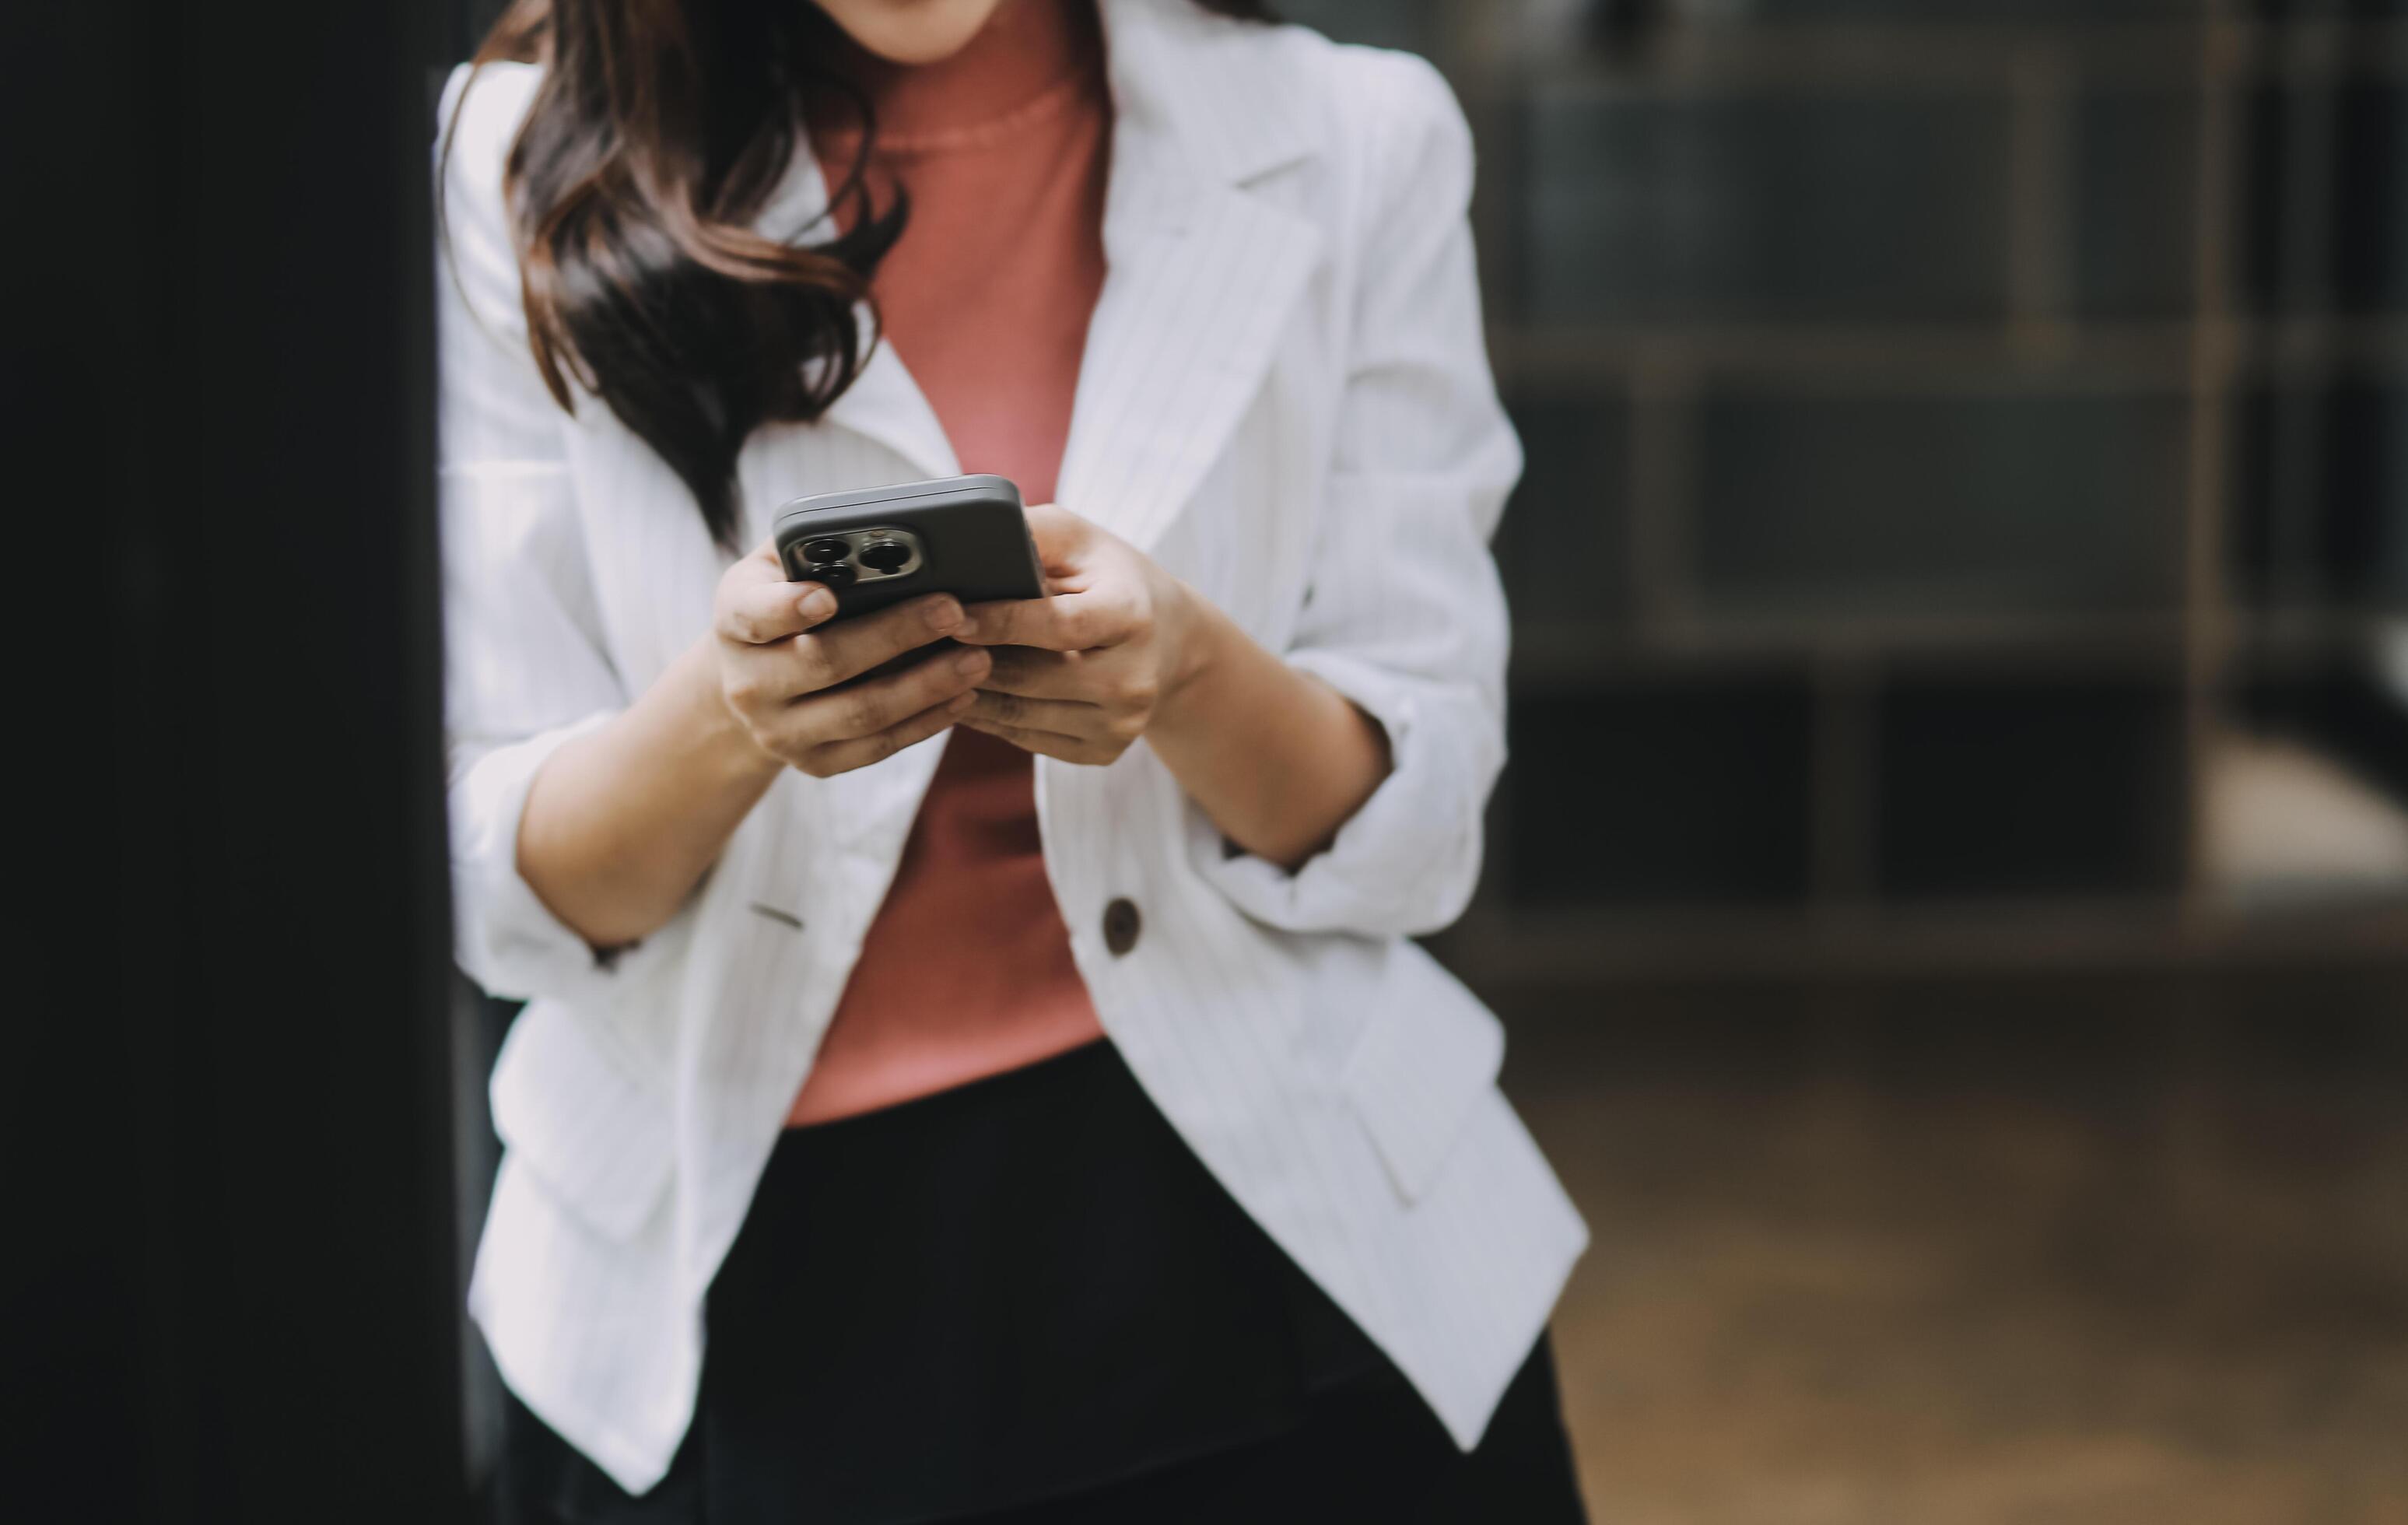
<box><xmin>788</xmin><ymin>0</ymin><xmax>1111</xmax><ymax>1126</ymax></box>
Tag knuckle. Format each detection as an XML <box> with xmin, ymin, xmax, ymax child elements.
<box><xmin>856</xmin><ymin>688</ymin><xmax>903</xmax><ymax>737</ymax></box>
<box><xmin>760</xmin><ymin>720</ymin><xmax>813</xmax><ymax>767</ymax></box>
<box><xmin>882</xmin><ymin>602</ymin><xmax>938</xmax><ymax>643</ymax></box>
<box><xmin>1116</xmin><ymin>674</ymin><xmax>1158</xmax><ymax>709</ymax></box>
<box><xmin>790</xmin><ymin>642</ymin><xmax>836</xmax><ymax>694</ymax></box>
<box><xmin>724</xmin><ymin>671</ymin><xmax>766</xmax><ymax>713</ymax></box>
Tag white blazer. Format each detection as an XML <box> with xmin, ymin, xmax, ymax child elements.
<box><xmin>439</xmin><ymin>0</ymin><xmax>1586</xmax><ymax>1494</ymax></box>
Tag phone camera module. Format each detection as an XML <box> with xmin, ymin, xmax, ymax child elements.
<box><xmin>813</xmin><ymin>562</ymin><xmax>857</xmax><ymax>588</ymax></box>
<box><xmin>801</xmin><ymin>538</ymin><xmax>851</xmax><ymax>565</ymax></box>
<box><xmin>859</xmin><ymin>539</ymin><xmax>912</xmax><ymax>573</ymax></box>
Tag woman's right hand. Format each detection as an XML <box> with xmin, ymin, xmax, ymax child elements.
<box><xmin>712</xmin><ymin>540</ymin><xmax>994</xmax><ymax>777</ymax></box>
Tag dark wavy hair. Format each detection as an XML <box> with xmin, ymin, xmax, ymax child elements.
<box><xmin>446</xmin><ymin>0</ymin><xmax>1270</xmax><ymax>549</ymax></box>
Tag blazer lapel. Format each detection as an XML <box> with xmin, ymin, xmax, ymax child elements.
<box><xmin>819</xmin><ymin>321</ymin><xmax>960</xmax><ymax>483</ymax></box>
<box><xmin>757</xmin><ymin>0</ymin><xmax>1321</xmax><ymax>531</ymax></box>
<box><xmin>1056</xmin><ymin>0</ymin><xmax>1323</xmax><ymax>553</ymax></box>
<box><xmin>758</xmin><ymin>127</ymin><xmax>959</xmax><ymax>482</ymax></box>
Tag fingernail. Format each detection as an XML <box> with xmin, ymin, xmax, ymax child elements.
<box><xmin>955</xmin><ymin>650</ymin><xmax>989</xmax><ymax>678</ymax></box>
<box><xmin>948</xmin><ymin>691</ymin><xmax>977</xmax><ymax>713</ymax></box>
<box><xmin>799</xmin><ymin>587</ymin><xmax>835</xmax><ymax>620</ymax></box>
<box><xmin>925</xmin><ymin>597</ymin><xmax>963</xmax><ymax>631</ymax></box>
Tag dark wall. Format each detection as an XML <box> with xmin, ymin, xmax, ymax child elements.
<box><xmin>6</xmin><ymin>3</ymin><xmax>464</xmax><ymax>1520</ymax></box>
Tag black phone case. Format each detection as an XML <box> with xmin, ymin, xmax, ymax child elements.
<box><xmin>773</xmin><ymin>474</ymin><xmax>1046</xmax><ymax>618</ymax></box>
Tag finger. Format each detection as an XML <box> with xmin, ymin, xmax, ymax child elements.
<box><xmin>1020</xmin><ymin>502</ymin><xmax>1090</xmax><ymax>575</ymax></box>
<box><xmin>785</xmin><ymin>593</ymin><xmax>966</xmax><ymax>692</ymax></box>
<box><xmin>727</xmin><ymin>537</ymin><xmax>784</xmax><ymax>586</ymax></box>
<box><xmin>787</xmin><ymin>643</ymin><xmax>990</xmax><ymax>744</ymax></box>
<box><xmin>970</xmin><ymin>646</ymin><xmax>1106</xmax><ymax>700</ymax></box>
<box><xmin>804</xmin><ymin>691</ymin><xmax>976</xmax><ymax>777</ymax></box>
<box><xmin>964</xmin><ymin>689</ymin><xmax>1105</xmax><ymax>736</ymax></box>
<box><xmin>717</xmin><ymin>539</ymin><xmax>830</xmax><ymax>643</ymax></box>
<box><xmin>955</xmin><ymin>713</ymin><xmax>1101</xmax><ymax>764</ymax></box>
<box><xmin>953</xmin><ymin>590</ymin><xmax>1130</xmax><ymax>650</ymax></box>
<box><xmin>722</xmin><ymin>574</ymin><xmax>839</xmax><ymax>645</ymax></box>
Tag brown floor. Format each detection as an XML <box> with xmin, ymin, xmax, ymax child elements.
<box><xmin>1497</xmin><ymin>966</ymin><xmax>2408</xmax><ymax>1525</ymax></box>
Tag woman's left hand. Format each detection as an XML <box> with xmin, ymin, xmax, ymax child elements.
<box><xmin>951</xmin><ymin>503</ymin><xmax>1215</xmax><ymax>766</ymax></box>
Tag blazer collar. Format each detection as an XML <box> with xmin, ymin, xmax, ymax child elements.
<box><xmin>1095</xmin><ymin>0</ymin><xmax>1315</xmax><ymax>198</ymax></box>
<box><xmin>1054</xmin><ymin>0</ymin><xmax>1325</xmax><ymax>552</ymax></box>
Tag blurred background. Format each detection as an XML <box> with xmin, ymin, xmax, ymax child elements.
<box><xmin>1275</xmin><ymin>0</ymin><xmax>2408</xmax><ymax>1517</ymax></box>
<box><xmin>19</xmin><ymin>1</ymin><xmax>2403</xmax><ymax>1522</ymax></box>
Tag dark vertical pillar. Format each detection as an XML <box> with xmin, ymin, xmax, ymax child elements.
<box><xmin>5</xmin><ymin>2</ymin><xmax>467</xmax><ymax>1520</ymax></box>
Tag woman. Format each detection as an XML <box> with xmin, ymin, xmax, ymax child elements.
<box><xmin>440</xmin><ymin>0</ymin><xmax>1589</xmax><ymax>1518</ymax></box>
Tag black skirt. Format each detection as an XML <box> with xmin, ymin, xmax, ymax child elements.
<box><xmin>499</xmin><ymin>1039</ymin><xmax>1586</xmax><ymax>1525</ymax></box>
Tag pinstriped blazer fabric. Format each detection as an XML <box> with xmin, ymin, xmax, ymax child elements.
<box><xmin>437</xmin><ymin>0</ymin><xmax>1587</xmax><ymax>1494</ymax></box>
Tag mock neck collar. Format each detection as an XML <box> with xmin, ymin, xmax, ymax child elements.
<box><xmin>766</xmin><ymin>0</ymin><xmax>1320</xmax><ymax>247</ymax></box>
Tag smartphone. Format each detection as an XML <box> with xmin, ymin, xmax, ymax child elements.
<box><xmin>772</xmin><ymin>473</ymin><xmax>1046</xmax><ymax>683</ymax></box>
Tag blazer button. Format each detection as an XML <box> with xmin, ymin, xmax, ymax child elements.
<box><xmin>1101</xmin><ymin>896</ymin><xmax>1141</xmax><ymax>956</ymax></box>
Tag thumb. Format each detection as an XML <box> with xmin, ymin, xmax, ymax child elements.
<box><xmin>726</xmin><ymin>535</ymin><xmax>787</xmax><ymax>589</ymax></box>
<box><xmin>1021</xmin><ymin>501</ymin><xmax>1092</xmax><ymax>573</ymax></box>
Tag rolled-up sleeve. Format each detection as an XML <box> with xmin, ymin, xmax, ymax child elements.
<box><xmin>1191</xmin><ymin>55</ymin><xmax>1519</xmax><ymax>940</ymax></box>
<box><xmin>436</xmin><ymin>63</ymin><xmax>661</xmax><ymax>1002</ymax></box>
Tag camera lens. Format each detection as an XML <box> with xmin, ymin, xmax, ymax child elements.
<box><xmin>813</xmin><ymin>562</ymin><xmax>857</xmax><ymax>587</ymax></box>
<box><xmin>802</xmin><ymin>538</ymin><xmax>850</xmax><ymax>564</ymax></box>
<box><xmin>859</xmin><ymin>539</ymin><xmax>911</xmax><ymax>572</ymax></box>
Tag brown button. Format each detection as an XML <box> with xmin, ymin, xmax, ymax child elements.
<box><xmin>1101</xmin><ymin>896</ymin><xmax>1141</xmax><ymax>956</ymax></box>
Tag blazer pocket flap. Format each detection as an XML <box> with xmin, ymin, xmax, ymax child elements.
<box><xmin>1337</xmin><ymin>980</ymin><xmax>1505</xmax><ymax>1204</ymax></box>
<box><xmin>489</xmin><ymin>1005</ymin><xmax>675</xmax><ymax>1241</ymax></box>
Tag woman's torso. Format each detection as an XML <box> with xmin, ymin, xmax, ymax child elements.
<box><xmin>447</xmin><ymin>2</ymin><xmax>1583</xmax><ymax>1491</ymax></box>
<box><xmin>783</xmin><ymin>0</ymin><xmax>1113</xmax><ymax>1127</ymax></box>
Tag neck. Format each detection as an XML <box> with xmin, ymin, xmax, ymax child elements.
<box><xmin>820</xmin><ymin>0</ymin><xmax>1099</xmax><ymax>149</ymax></box>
